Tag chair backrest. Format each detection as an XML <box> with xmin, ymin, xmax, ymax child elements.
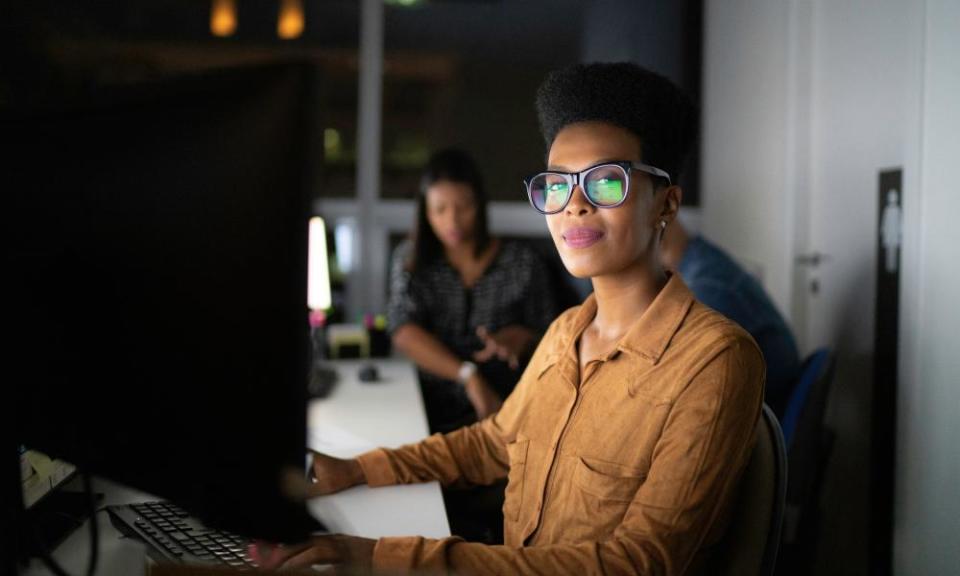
<box><xmin>781</xmin><ymin>348</ymin><xmax>834</xmax><ymax>448</ymax></box>
<box><xmin>780</xmin><ymin>348</ymin><xmax>836</xmax><ymax>553</ymax></box>
<box><xmin>716</xmin><ymin>403</ymin><xmax>788</xmax><ymax>576</ymax></box>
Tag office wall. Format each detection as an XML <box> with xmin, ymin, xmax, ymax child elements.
<box><xmin>702</xmin><ymin>0</ymin><xmax>923</xmax><ymax>350</ymax></box>
<box><xmin>701</xmin><ymin>0</ymin><xmax>794</xmax><ymax>315</ymax></box>
<box><xmin>803</xmin><ymin>3</ymin><xmax>925</xmax><ymax>574</ymax></box>
<box><xmin>703</xmin><ymin>0</ymin><xmax>937</xmax><ymax>573</ymax></box>
<box><xmin>895</xmin><ymin>0</ymin><xmax>960</xmax><ymax>572</ymax></box>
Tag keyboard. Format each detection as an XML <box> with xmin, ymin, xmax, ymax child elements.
<box><xmin>106</xmin><ymin>501</ymin><xmax>258</xmax><ymax>568</ymax></box>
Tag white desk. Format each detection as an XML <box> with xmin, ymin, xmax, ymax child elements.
<box><xmin>306</xmin><ymin>359</ymin><xmax>450</xmax><ymax>539</ymax></box>
<box><xmin>22</xmin><ymin>358</ymin><xmax>448</xmax><ymax>575</ymax></box>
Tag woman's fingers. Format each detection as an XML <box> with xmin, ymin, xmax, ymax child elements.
<box><xmin>475</xmin><ymin>325</ymin><xmax>517</xmax><ymax>365</ymax></box>
<box><xmin>251</xmin><ymin>536</ymin><xmax>343</xmax><ymax>570</ymax></box>
<box><xmin>250</xmin><ymin>541</ymin><xmax>314</xmax><ymax>569</ymax></box>
<box><xmin>472</xmin><ymin>336</ymin><xmax>498</xmax><ymax>362</ymax></box>
<box><xmin>279</xmin><ymin>538</ymin><xmax>339</xmax><ymax>569</ymax></box>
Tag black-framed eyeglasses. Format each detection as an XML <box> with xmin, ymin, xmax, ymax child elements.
<box><xmin>523</xmin><ymin>161</ymin><xmax>671</xmax><ymax>215</ymax></box>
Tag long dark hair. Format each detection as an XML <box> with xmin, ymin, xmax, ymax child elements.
<box><xmin>407</xmin><ymin>148</ymin><xmax>491</xmax><ymax>273</ymax></box>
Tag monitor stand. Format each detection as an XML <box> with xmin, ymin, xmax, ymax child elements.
<box><xmin>308</xmin><ymin>363</ymin><xmax>339</xmax><ymax>399</ymax></box>
<box><xmin>308</xmin><ymin>326</ymin><xmax>338</xmax><ymax>399</ymax></box>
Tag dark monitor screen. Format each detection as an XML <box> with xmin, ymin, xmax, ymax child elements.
<box><xmin>7</xmin><ymin>62</ymin><xmax>322</xmax><ymax>545</ymax></box>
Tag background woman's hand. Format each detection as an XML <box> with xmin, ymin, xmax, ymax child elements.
<box><xmin>308</xmin><ymin>452</ymin><xmax>366</xmax><ymax>497</ymax></box>
<box><xmin>463</xmin><ymin>373</ymin><xmax>502</xmax><ymax>418</ymax></box>
<box><xmin>473</xmin><ymin>325</ymin><xmax>536</xmax><ymax>369</ymax></box>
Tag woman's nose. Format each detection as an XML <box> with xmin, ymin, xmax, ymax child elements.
<box><xmin>565</xmin><ymin>185</ymin><xmax>594</xmax><ymax>216</ymax></box>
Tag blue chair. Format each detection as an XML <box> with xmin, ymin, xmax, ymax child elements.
<box><xmin>717</xmin><ymin>404</ymin><xmax>788</xmax><ymax>576</ymax></box>
<box><xmin>777</xmin><ymin>348</ymin><xmax>836</xmax><ymax>575</ymax></box>
<box><xmin>780</xmin><ymin>348</ymin><xmax>833</xmax><ymax>448</ymax></box>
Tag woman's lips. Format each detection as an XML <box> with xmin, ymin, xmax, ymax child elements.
<box><xmin>443</xmin><ymin>230</ymin><xmax>465</xmax><ymax>244</ymax></box>
<box><xmin>563</xmin><ymin>227</ymin><xmax>604</xmax><ymax>248</ymax></box>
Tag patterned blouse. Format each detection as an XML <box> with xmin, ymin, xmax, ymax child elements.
<box><xmin>387</xmin><ymin>239</ymin><xmax>560</xmax><ymax>433</ymax></box>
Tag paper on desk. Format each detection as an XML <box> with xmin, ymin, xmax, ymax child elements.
<box><xmin>306</xmin><ymin>423</ymin><xmax>449</xmax><ymax>538</ymax></box>
<box><xmin>308</xmin><ymin>483</ymin><xmax>450</xmax><ymax>539</ymax></box>
<box><xmin>308</xmin><ymin>422</ymin><xmax>375</xmax><ymax>459</ymax></box>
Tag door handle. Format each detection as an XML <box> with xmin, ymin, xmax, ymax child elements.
<box><xmin>795</xmin><ymin>252</ymin><xmax>831</xmax><ymax>267</ymax></box>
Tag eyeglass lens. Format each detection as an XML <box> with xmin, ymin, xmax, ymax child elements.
<box><xmin>528</xmin><ymin>164</ymin><xmax>628</xmax><ymax>213</ymax></box>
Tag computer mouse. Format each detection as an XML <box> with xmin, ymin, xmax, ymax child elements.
<box><xmin>358</xmin><ymin>363</ymin><xmax>380</xmax><ymax>383</ymax></box>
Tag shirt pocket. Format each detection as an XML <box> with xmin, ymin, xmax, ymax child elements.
<box><xmin>565</xmin><ymin>457</ymin><xmax>649</xmax><ymax>539</ymax></box>
<box><xmin>502</xmin><ymin>438</ymin><xmax>529</xmax><ymax>522</ymax></box>
<box><xmin>574</xmin><ymin>457</ymin><xmax>647</xmax><ymax>502</ymax></box>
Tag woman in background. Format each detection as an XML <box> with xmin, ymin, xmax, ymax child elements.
<box><xmin>387</xmin><ymin>148</ymin><xmax>559</xmax><ymax>434</ymax></box>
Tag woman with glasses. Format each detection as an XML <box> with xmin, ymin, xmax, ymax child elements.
<box><xmin>261</xmin><ymin>63</ymin><xmax>765</xmax><ymax>576</ymax></box>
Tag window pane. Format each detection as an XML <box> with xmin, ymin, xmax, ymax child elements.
<box><xmin>381</xmin><ymin>1</ymin><xmax>586</xmax><ymax>202</ymax></box>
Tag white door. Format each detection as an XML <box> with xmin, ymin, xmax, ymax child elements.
<box><xmin>788</xmin><ymin>1</ymin><xmax>920</xmax><ymax>360</ymax></box>
<box><xmin>782</xmin><ymin>3</ymin><xmax>923</xmax><ymax>574</ymax></box>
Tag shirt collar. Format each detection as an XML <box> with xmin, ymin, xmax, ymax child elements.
<box><xmin>615</xmin><ymin>273</ymin><xmax>695</xmax><ymax>363</ymax></box>
<box><xmin>543</xmin><ymin>273</ymin><xmax>695</xmax><ymax>371</ymax></box>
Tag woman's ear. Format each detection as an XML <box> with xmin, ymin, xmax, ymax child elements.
<box><xmin>659</xmin><ymin>185</ymin><xmax>683</xmax><ymax>224</ymax></box>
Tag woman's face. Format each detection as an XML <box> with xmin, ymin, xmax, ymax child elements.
<box><xmin>425</xmin><ymin>180</ymin><xmax>478</xmax><ymax>249</ymax></box>
<box><xmin>545</xmin><ymin>121</ymin><xmax>671</xmax><ymax>279</ymax></box>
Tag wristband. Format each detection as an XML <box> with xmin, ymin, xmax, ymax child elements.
<box><xmin>457</xmin><ymin>361</ymin><xmax>477</xmax><ymax>385</ymax></box>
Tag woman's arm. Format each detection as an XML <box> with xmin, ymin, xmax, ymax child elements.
<box><xmin>393</xmin><ymin>323</ymin><xmax>502</xmax><ymax>417</ymax></box>
<box><xmin>391</xmin><ymin>322</ymin><xmax>464</xmax><ymax>382</ymax></box>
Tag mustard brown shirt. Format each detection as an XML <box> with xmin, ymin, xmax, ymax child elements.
<box><xmin>357</xmin><ymin>274</ymin><xmax>765</xmax><ymax>575</ymax></box>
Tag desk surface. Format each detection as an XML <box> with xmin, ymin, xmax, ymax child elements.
<box><xmin>23</xmin><ymin>358</ymin><xmax>448</xmax><ymax>575</ymax></box>
<box><xmin>306</xmin><ymin>359</ymin><xmax>450</xmax><ymax>539</ymax></box>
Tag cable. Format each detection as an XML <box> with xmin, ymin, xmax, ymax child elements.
<box><xmin>82</xmin><ymin>472</ymin><xmax>99</xmax><ymax>576</ymax></box>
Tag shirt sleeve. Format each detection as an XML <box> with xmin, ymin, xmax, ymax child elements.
<box><xmin>386</xmin><ymin>240</ymin><xmax>422</xmax><ymax>335</ymax></box>
<box><xmin>368</xmin><ymin>334</ymin><xmax>765</xmax><ymax>575</ymax></box>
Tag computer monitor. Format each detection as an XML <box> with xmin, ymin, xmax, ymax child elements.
<box><xmin>6</xmin><ymin>62</ymin><xmax>324</xmax><ymax>560</ymax></box>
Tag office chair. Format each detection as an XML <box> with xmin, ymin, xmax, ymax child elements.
<box><xmin>781</xmin><ymin>348</ymin><xmax>834</xmax><ymax>448</ymax></box>
<box><xmin>777</xmin><ymin>348</ymin><xmax>836</xmax><ymax>575</ymax></box>
<box><xmin>716</xmin><ymin>403</ymin><xmax>788</xmax><ymax>576</ymax></box>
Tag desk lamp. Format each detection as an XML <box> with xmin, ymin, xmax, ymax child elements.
<box><xmin>307</xmin><ymin>216</ymin><xmax>337</xmax><ymax>397</ymax></box>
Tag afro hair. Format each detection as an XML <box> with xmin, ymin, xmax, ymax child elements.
<box><xmin>535</xmin><ymin>62</ymin><xmax>698</xmax><ymax>182</ymax></box>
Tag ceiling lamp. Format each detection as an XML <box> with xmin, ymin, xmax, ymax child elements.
<box><xmin>210</xmin><ymin>0</ymin><xmax>237</xmax><ymax>37</ymax></box>
<box><xmin>278</xmin><ymin>0</ymin><xmax>305</xmax><ymax>40</ymax></box>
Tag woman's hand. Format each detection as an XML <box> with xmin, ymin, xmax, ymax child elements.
<box><xmin>464</xmin><ymin>373</ymin><xmax>502</xmax><ymax>418</ymax></box>
<box><xmin>250</xmin><ymin>534</ymin><xmax>375</xmax><ymax>572</ymax></box>
<box><xmin>308</xmin><ymin>452</ymin><xmax>366</xmax><ymax>497</ymax></box>
<box><xmin>473</xmin><ymin>325</ymin><xmax>536</xmax><ymax>369</ymax></box>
